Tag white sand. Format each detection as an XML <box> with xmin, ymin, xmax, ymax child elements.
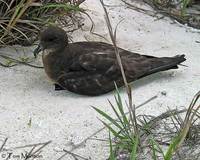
<box><xmin>0</xmin><ymin>0</ymin><xmax>199</xmax><ymax>159</ymax></box>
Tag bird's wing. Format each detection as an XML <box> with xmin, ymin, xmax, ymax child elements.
<box><xmin>71</xmin><ymin>41</ymin><xmax>140</xmax><ymax>58</ymax></box>
<box><xmin>78</xmin><ymin>53</ymin><xmax>117</xmax><ymax>71</ymax></box>
<box><xmin>68</xmin><ymin>42</ymin><xmax>185</xmax><ymax>81</ymax></box>
<box><xmin>68</xmin><ymin>41</ymin><xmax>141</xmax><ymax>74</ymax></box>
<box><xmin>68</xmin><ymin>48</ymin><xmax>153</xmax><ymax>81</ymax></box>
<box><xmin>75</xmin><ymin>50</ymin><xmax>154</xmax><ymax>76</ymax></box>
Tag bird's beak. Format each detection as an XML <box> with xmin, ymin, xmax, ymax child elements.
<box><xmin>33</xmin><ymin>43</ymin><xmax>43</xmax><ymax>58</ymax></box>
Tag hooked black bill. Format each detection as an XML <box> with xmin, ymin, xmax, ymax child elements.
<box><xmin>33</xmin><ymin>43</ymin><xmax>42</xmax><ymax>58</ymax></box>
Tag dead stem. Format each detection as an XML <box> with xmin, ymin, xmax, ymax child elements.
<box><xmin>0</xmin><ymin>54</ymin><xmax>43</xmax><ymax>68</ymax></box>
<box><xmin>0</xmin><ymin>138</ymin><xmax>8</xmax><ymax>152</ymax></box>
<box><xmin>24</xmin><ymin>141</ymin><xmax>51</xmax><ymax>160</ymax></box>
<box><xmin>63</xmin><ymin>149</ymin><xmax>89</xmax><ymax>160</ymax></box>
<box><xmin>99</xmin><ymin>0</ymin><xmax>138</xmax><ymax>137</ymax></box>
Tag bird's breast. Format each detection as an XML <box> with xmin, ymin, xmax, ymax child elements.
<box><xmin>42</xmin><ymin>51</ymin><xmax>64</xmax><ymax>82</ymax></box>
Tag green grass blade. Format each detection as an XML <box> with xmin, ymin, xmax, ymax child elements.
<box><xmin>28</xmin><ymin>3</ymin><xmax>83</xmax><ymax>16</ymax></box>
<box><xmin>92</xmin><ymin>106</ymin><xmax>124</xmax><ymax>131</ymax></box>
<box><xmin>114</xmin><ymin>83</ymin><xmax>129</xmax><ymax>127</ymax></box>
<box><xmin>150</xmin><ymin>138</ymin><xmax>165</xmax><ymax>158</ymax></box>
<box><xmin>130</xmin><ymin>136</ymin><xmax>139</xmax><ymax>160</ymax></box>
<box><xmin>108</xmin><ymin>100</ymin><xmax>130</xmax><ymax>136</ymax></box>
<box><xmin>108</xmin><ymin>100</ymin><xmax>124</xmax><ymax>126</ymax></box>
<box><xmin>150</xmin><ymin>139</ymin><xmax>157</xmax><ymax>160</ymax></box>
<box><xmin>181</xmin><ymin>0</ymin><xmax>191</xmax><ymax>16</ymax></box>
<box><xmin>108</xmin><ymin>131</ymin><xmax>116</xmax><ymax>160</ymax></box>
<box><xmin>164</xmin><ymin>134</ymin><xmax>182</xmax><ymax>160</ymax></box>
<box><xmin>38</xmin><ymin>3</ymin><xmax>81</xmax><ymax>12</ymax></box>
<box><xmin>100</xmin><ymin>119</ymin><xmax>124</xmax><ymax>139</ymax></box>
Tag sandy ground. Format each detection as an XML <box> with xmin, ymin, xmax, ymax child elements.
<box><xmin>0</xmin><ymin>0</ymin><xmax>199</xmax><ymax>159</ymax></box>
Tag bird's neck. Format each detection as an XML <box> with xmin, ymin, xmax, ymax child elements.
<box><xmin>42</xmin><ymin>49</ymin><xmax>65</xmax><ymax>82</ymax></box>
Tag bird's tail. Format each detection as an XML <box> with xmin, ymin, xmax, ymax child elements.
<box><xmin>138</xmin><ymin>54</ymin><xmax>186</xmax><ymax>79</ymax></box>
<box><xmin>152</xmin><ymin>54</ymin><xmax>186</xmax><ymax>71</ymax></box>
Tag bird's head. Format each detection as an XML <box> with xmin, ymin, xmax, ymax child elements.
<box><xmin>33</xmin><ymin>26</ymin><xmax>68</xmax><ymax>58</ymax></box>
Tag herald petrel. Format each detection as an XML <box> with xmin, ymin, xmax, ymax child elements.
<box><xmin>34</xmin><ymin>26</ymin><xmax>186</xmax><ymax>96</ymax></box>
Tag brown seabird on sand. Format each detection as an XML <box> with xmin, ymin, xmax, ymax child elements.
<box><xmin>33</xmin><ymin>26</ymin><xmax>186</xmax><ymax>96</ymax></box>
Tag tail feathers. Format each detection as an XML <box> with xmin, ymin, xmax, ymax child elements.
<box><xmin>172</xmin><ymin>54</ymin><xmax>186</xmax><ymax>65</ymax></box>
<box><xmin>138</xmin><ymin>54</ymin><xmax>186</xmax><ymax>79</ymax></box>
<box><xmin>167</xmin><ymin>54</ymin><xmax>186</xmax><ymax>69</ymax></box>
<box><xmin>152</xmin><ymin>54</ymin><xmax>186</xmax><ymax>72</ymax></box>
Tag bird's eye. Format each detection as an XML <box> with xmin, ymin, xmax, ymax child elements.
<box><xmin>48</xmin><ymin>37</ymin><xmax>55</xmax><ymax>42</ymax></box>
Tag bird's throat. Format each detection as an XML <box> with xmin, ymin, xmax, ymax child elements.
<box><xmin>42</xmin><ymin>49</ymin><xmax>63</xmax><ymax>82</ymax></box>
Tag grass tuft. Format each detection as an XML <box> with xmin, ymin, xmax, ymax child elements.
<box><xmin>94</xmin><ymin>88</ymin><xmax>200</xmax><ymax>159</ymax></box>
<box><xmin>0</xmin><ymin>0</ymin><xmax>84</xmax><ymax>47</ymax></box>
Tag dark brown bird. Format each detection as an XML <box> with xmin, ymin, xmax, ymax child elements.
<box><xmin>34</xmin><ymin>26</ymin><xmax>186</xmax><ymax>96</ymax></box>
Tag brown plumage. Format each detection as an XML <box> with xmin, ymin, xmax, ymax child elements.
<box><xmin>34</xmin><ymin>26</ymin><xmax>186</xmax><ymax>96</ymax></box>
